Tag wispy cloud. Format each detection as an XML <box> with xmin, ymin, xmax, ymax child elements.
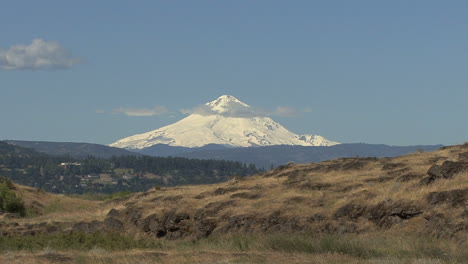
<box><xmin>180</xmin><ymin>105</ymin><xmax>254</xmax><ymax>117</ymax></box>
<box><xmin>104</xmin><ymin>102</ymin><xmax>309</xmax><ymax>118</ymax></box>
<box><xmin>111</xmin><ymin>106</ymin><xmax>168</xmax><ymax>117</ymax></box>
<box><xmin>271</xmin><ymin>106</ymin><xmax>302</xmax><ymax>117</ymax></box>
<box><xmin>180</xmin><ymin>105</ymin><xmax>307</xmax><ymax>118</ymax></box>
<box><xmin>0</xmin><ymin>38</ymin><xmax>82</xmax><ymax>70</ymax></box>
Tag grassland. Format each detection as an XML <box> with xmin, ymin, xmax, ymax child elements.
<box><xmin>0</xmin><ymin>232</ymin><xmax>466</xmax><ymax>263</ymax></box>
<box><xmin>0</xmin><ymin>144</ymin><xmax>466</xmax><ymax>263</ymax></box>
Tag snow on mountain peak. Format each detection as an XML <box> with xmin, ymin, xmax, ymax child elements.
<box><xmin>110</xmin><ymin>95</ymin><xmax>339</xmax><ymax>149</ymax></box>
<box><xmin>206</xmin><ymin>95</ymin><xmax>250</xmax><ymax>114</ymax></box>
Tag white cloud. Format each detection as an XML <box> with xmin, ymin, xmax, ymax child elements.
<box><xmin>0</xmin><ymin>38</ymin><xmax>81</xmax><ymax>70</ymax></box>
<box><xmin>112</xmin><ymin>106</ymin><xmax>168</xmax><ymax>117</ymax></box>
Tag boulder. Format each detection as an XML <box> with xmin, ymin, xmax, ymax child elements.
<box><xmin>123</xmin><ymin>208</ymin><xmax>142</xmax><ymax>226</ymax></box>
<box><xmin>106</xmin><ymin>208</ymin><xmax>120</xmax><ymax>218</ymax></box>
<box><xmin>72</xmin><ymin>222</ymin><xmax>90</xmax><ymax>233</ymax></box>
<box><xmin>104</xmin><ymin>217</ymin><xmax>123</xmax><ymax>230</ymax></box>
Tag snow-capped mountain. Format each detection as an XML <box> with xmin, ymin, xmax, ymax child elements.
<box><xmin>110</xmin><ymin>95</ymin><xmax>339</xmax><ymax>149</ymax></box>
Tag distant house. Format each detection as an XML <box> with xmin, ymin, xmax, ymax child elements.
<box><xmin>59</xmin><ymin>162</ymin><xmax>82</xmax><ymax>169</ymax></box>
<box><xmin>122</xmin><ymin>174</ymin><xmax>134</xmax><ymax>180</ymax></box>
<box><xmin>86</xmin><ymin>173</ymin><xmax>100</xmax><ymax>179</ymax></box>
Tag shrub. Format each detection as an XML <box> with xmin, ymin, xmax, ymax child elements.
<box><xmin>0</xmin><ymin>182</ymin><xmax>26</xmax><ymax>216</ymax></box>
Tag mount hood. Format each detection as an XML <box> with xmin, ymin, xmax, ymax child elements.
<box><xmin>110</xmin><ymin>95</ymin><xmax>339</xmax><ymax>149</ymax></box>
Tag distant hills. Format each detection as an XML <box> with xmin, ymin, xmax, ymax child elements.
<box><xmin>5</xmin><ymin>140</ymin><xmax>140</xmax><ymax>158</ymax></box>
<box><xmin>136</xmin><ymin>143</ymin><xmax>444</xmax><ymax>168</ymax></box>
<box><xmin>4</xmin><ymin>140</ymin><xmax>443</xmax><ymax>169</ymax></box>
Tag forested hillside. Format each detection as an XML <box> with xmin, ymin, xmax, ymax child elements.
<box><xmin>0</xmin><ymin>142</ymin><xmax>260</xmax><ymax>194</ymax></box>
<box><xmin>5</xmin><ymin>140</ymin><xmax>140</xmax><ymax>158</ymax></box>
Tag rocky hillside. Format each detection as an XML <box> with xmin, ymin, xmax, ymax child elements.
<box><xmin>1</xmin><ymin>144</ymin><xmax>467</xmax><ymax>243</ymax></box>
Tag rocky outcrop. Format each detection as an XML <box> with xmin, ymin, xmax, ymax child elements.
<box><xmin>420</xmin><ymin>161</ymin><xmax>467</xmax><ymax>185</ymax></box>
<box><xmin>426</xmin><ymin>188</ymin><xmax>468</xmax><ymax>207</ymax></box>
<box><xmin>334</xmin><ymin>201</ymin><xmax>422</xmax><ymax>228</ymax></box>
<box><xmin>367</xmin><ymin>201</ymin><xmax>422</xmax><ymax>228</ymax></box>
<box><xmin>139</xmin><ymin>211</ymin><xmax>191</xmax><ymax>239</ymax></box>
<box><xmin>99</xmin><ymin>208</ymin><xmax>216</xmax><ymax>240</ymax></box>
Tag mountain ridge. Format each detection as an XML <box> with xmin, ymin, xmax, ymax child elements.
<box><xmin>5</xmin><ymin>140</ymin><xmax>443</xmax><ymax>169</ymax></box>
<box><xmin>137</xmin><ymin>143</ymin><xmax>444</xmax><ymax>168</ymax></box>
<box><xmin>4</xmin><ymin>140</ymin><xmax>140</xmax><ymax>158</ymax></box>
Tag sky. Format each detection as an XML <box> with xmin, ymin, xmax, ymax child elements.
<box><xmin>1</xmin><ymin>0</ymin><xmax>467</xmax><ymax>146</ymax></box>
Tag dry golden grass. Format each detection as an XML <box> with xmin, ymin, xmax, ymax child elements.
<box><xmin>102</xmin><ymin>145</ymin><xmax>467</xmax><ymax>234</ymax></box>
<box><xmin>0</xmin><ymin>232</ymin><xmax>465</xmax><ymax>264</ymax></box>
<box><xmin>1</xmin><ymin>231</ymin><xmax>465</xmax><ymax>264</ymax></box>
<box><xmin>0</xmin><ymin>249</ymin><xmax>363</xmax><ymax>264</ymax></box>
<box><xmin>0</xmin><ymin>184</ymin><xmax>121</xmax><ymax>224</ymax></box>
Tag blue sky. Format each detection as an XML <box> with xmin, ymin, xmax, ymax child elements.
<box><xmin>1</xmin><ymin>0</ymin><xmax>467</xmax><ymax>146</ymax></box>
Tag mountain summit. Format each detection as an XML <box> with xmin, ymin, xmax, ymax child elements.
<box><xmin>110</xmin><ymin>95</ymin><xmax>339</xmax><ymax>149</ymax></box>
<box><xmin>206</xmin><ymin>95</ymin><xmax>250</xmax><ymax>114</ymax></box>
